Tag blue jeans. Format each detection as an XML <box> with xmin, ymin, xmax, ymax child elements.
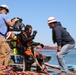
<box><xmin>57</xmin><ymin>43</ymin><xmax>75</xmax><ymax>73</ymax></box>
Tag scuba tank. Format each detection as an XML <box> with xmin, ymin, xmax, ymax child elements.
<box><xmin>13</xmin><ymin>36</ymin><xmax>18</xmax><ymax>54</ymax></box>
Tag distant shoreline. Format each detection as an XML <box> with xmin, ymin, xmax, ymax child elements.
<box><xmin>37</xmin><ymin>46</ymin><xmax>57</xmax><ymax>50</ymax></box>
<box><xmin>38</xmin><ymin>46</ymin><xmax>76</xmax><ymax>50</ymax></box>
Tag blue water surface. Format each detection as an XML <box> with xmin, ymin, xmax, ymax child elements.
<box><xmin>37</xmin><ymin>49</ymin><xmax>76</xmax><ymax>65</ymax></box>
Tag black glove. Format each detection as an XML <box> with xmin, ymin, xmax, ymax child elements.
<box><xmin>40</xmin><ymin>43</ymin><xmax>44</xmax><ymax>48</ymax></box>
<box><xmin>33</xmin><ymin>31</ymin><xmax>37</xmax><ymax>36</ymax></box>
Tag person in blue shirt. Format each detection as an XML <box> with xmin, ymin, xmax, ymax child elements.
<box><xmin>0</xmin><ymin>4</ymin><xmax>19</xmax><ymax>67</ymax></box>
<box><xmin>48</xmin><ymin>17</ymin><xmax>75</xmax><ymax>75</ymax></box>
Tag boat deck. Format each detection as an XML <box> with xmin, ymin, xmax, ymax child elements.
<box><xmin>0</xmin><ymin>63</ymin><xmax>76</xmax><ymax>75</ymax></box>
<box><xmin>45</xmin><ymin>63</ymin><xmax>76</xmax><ymax>75</ymax></box>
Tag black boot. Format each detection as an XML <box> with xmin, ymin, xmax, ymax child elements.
<box><xmin>25</xmin><ymin>64</ymin><xmax>31</xmax><ymax>71</ymax></box>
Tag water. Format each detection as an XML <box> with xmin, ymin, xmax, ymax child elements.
<box><xmin>37</xmin><ymin>49</ymin><xmax>76</xmax><ymax>65</ymax></box>
<box><xmin>37</xmin><ymin>49</ymin><xmax>76</xmax><ymax>75</ymax></box>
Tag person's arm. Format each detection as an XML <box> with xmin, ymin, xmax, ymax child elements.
<box><xmin>54</xmin><ymin>28</ymin><xmax>62</xmax><ymax>52</ymax></box>
<box><xmin>6</xmin><ymin>18</ymin><xmax>19</xmax><ymax>26</ymax></box>
<box><xmin>20</xmin><ymin>31</ymin><xmax>37</xmax><ymax>43</ymax></box>
<box><xmin>21</xmin><ymin>34</ymin><xmax>34</xmax><ymax>43</ymax></box>
<box><xmin>57</xmin><ymin>46</ymin><xmax>61</xmax><ymax>52</ymax></box>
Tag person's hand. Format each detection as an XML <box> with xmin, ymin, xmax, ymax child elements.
<box><xmin>13</xmin><ymin>18</ymin><xmax>19</xmax><ymax>22</ymax></box>
<box><xmin>56</xmin><ymin>51</ymin><xmax>60</xmax><ymax>56</ymax></box>
<box><xmin>40</xmin><ymin>44</ymin><xmax>44</xmax><ymax>48</ymax></box>
<box><xmin>33</xmin><ymin>31</ymin><xmax>37</xmax><ymax>36</ymax></box>
<box><xmin>11</xmin><ymin>17</ymin><xmax>19</xmax><ymax>22</ymax></box>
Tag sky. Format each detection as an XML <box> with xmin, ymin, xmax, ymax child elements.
<box><xmin>0</xmin><ymin>0</ymin><xmax>76</xmax><ymax>46</ymax></box>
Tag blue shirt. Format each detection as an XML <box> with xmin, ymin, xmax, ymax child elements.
<box><xmin>0</xmin><ymin>13</ymin><xmax>9</xmax><ymax>37</ymax></box>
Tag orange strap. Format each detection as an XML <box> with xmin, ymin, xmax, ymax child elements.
<box><xmin>25</xmin><ymin>49</ymin><xmax>32</xmax><ymax>55</ymax></box>
<box><xmin>36</xmin><ymin>52</ymin><xmax>39</xmax><ymax>56</ymax></box>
